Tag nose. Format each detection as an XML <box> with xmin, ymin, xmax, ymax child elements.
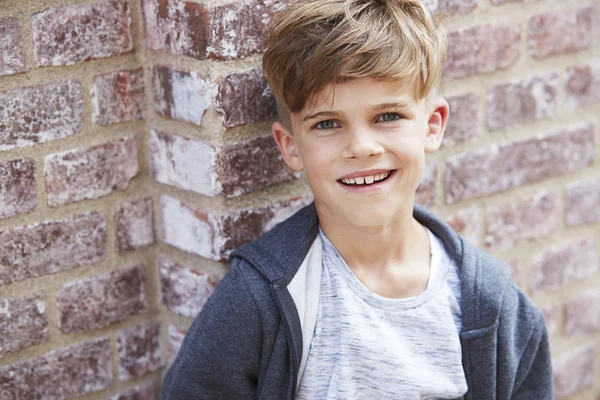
<box><xmin>342</xmin><ymin>127</ymin><xmax>384</xmax><ymax>160</ymax></box>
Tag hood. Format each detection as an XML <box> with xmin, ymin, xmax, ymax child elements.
<box><xmin>229</xmin><ymin>202</ymin><xmax>511</xmax><ymax>332</ymax></box>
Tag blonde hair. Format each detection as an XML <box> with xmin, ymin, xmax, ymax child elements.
<box><xmin>263</xmin><ymin>0</ymin><xmax>447</xmax><ymax>126</ymax></box>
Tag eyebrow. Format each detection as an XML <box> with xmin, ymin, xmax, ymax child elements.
<box><xmin>301</xmin><ymin>101</ymin><xmax>415</xmax><ymax>122</ymax></box>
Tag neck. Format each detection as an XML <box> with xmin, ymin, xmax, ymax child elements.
<box><xmin>316</xmin><ymin>201</ymin><xmax>429</xmax><ymax>272</ymax></box>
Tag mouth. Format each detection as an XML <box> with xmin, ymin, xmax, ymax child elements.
<box><xmin>337</xmin><ymin>170</ymin><xmax>396</xmax><ymax>186</ymax></box>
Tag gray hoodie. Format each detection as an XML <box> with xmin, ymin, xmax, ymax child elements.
<box><xmin>162</xmin><ymin>203</ymin><xmax>554</xmax><ymax>399</ymax></box>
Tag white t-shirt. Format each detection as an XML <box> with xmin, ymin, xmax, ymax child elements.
<box><xmin>296</xmin><ymin>227</ymin><xmax>467</xmax><ymax>400</ymax></box>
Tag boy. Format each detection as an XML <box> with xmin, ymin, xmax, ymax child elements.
<box><xmin>162</xmin><ymin>0</ymin><xmax>553</xmax><ymax>398</ymax></box>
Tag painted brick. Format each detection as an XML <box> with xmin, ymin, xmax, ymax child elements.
<box><xmin>57</xmin><ymin>264</ymin><xmax>147</xmax><ymax>334</ymax></box>
<box><xmin>0</xmin><ymin>80</ymin><xmax>83</xmax><ymax>152</ymax></box>
<box><xmin>117</xmin><ymin>323</ymin><xmax>163</xmax><ymax>381</ymax></box>
<box><xmin>159</xmin><ymin>257</ymin><xmax>218</xmax><ymax>318</ymax></box>
<box><xmin>542</xmin><ymin>304</ymin><xmax>561</xmax><ymax>338</ymax></box>
<box><xmin>446</xmin><ymin>207</ymin><xmax>483</xmax><ymax>247</ymax></box>
<box><xmin>45</xmin><ymin>136</ymin><xmax>139</xmax><ymax>206</ymax></box>
<box><xmin>553</xmin><ymin>344</ymin><xmax>595</xmax><ymax>399</ymax></box>
<box><xmin>0</xmin><ymin>295</ymin><xmax>48</xmax><ymax>359</ymax></box>
<box><xmin>443</xmin><ymin>92</ymin><xmax>479</xmax><ymax>147</ymax></box>
<box><xmin>161</xmin><ymin>195</ymin><xmax>312</xmax><ymax>261</ymax></box>
<box><xmin>565</xmin><ymin>289</ymin><xmax>600</xmax><ymax>336</ymax></box>
<box><xmin>445</xmin><ymin>24</ymin><xmax>521</xmax><ymax>78</ymax></box>
<box><xmin>31</xmin><ymin>0</ymin><xmax>132</xmax><ymax>67</ymax></box>
<box><xmin>0</xmin><ymin>212</ymin><xmax>106</xmax><ymax>286</ymax></box>
<box><xmin>106</xmin><ymin>382</ymin><xmax>155</xmax><ymax>400</ymax></box>
<box><xmin>530</xmin><ymin>238</ymin><xmax>598</xmax><ymax>293</ymax></box>
<box><xmin>168</xmin><ymin>325</ymin><xmax>186</xmax><ymax>365</ymax></box>
<box><xmin>435</xmin><ymin>0</ymin><xmax>477</xmax><ymax>15</ymax></box>
<box><xmin>207</xmin><ymin>0</ymin><xmax>280</xmax><ymax>60</ymax></box>
<box><xmin>142</xmin><ymin>0</ymin><xmax>209</xmax><ymax>59</ymax></box>
<box><xmin>490</xmin><ymin>0</ymin><xmax>523</xmax><ymax>4</ymax></box>
<box><xmin>148</xmin><ymin>129</ymin><xmax>218</xmax><ymax>195</ymax></box>
<box><xmin>415</xmin><ymin>163</ymin><xmax>436</xmax><ymax>207</ymax></box>
<box><xmin>487</xmin><ymin>72</ymin><xmax>558</xmax><ymax>130</ymax></box>
<box><xmin>444</xmin><ymin>124</ymin><xmax>595</xmax><ymax>204</ymax></box>
<box><xmin>0</xmin><ymin>159</ymin><xmax>36</xmax><ymax>220</ymax></box>
<box><xmin>215</xmin><ymin>68</ymin><xmax>277</xmax><ymax>128</ymax></box>
<box><xmin>92</xmin><ymin>68</ymin><xmax>146</xmax><ymax>125</ymax></box>
<box><xmin>566</xmin><ymin>62</ymin><xmax>600</xmax><ymax>107</ymax></box>
<box><xmin>566</xmin><ymin>178</ymin><xmax>600</xmax><ymax>227</ymax></box>
<box><xmin>153</xmin><ymin>65</ymin><xmax>214</xmax><ymax>126</ymax></box>
<box><xmin>149</xmin><ymin>129</ymin><xmax>296</xmax><ymax>197</ymax></box>
<box><xmin>0</xmin><ymin>338</ymin><xmax>112</xmax><ymax>399</ymax></box>
<box><xmin>0</xmin><ymin>17</ymin><xmax>26</xmax><ymax>76</ymax></box>
<box><xmin>115</xmin><ymin>198</ymin><xmax>155</xmax><ymax>252</ymax></box>
<box><xmin>528</xmin><ymin>6</ymin><xmax>598</xmax><ymax>59</ymax></box>
<box><xmin>484</xmin><ymin>191</ymin><xmax>559</xmax><ymax>251</ymax></box>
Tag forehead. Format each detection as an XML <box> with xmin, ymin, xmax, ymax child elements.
<box><xmin>301</xmin><ymin>78</ymin><xmax>419</xmax><ymax>114</ymax></box>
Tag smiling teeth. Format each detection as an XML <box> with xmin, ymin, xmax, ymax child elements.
<box><xmin>341</xmin><ymin>171</ymin><xmax>392</xmax><ymax>185</ymax></box>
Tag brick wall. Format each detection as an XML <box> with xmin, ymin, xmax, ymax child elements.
<box><xmin>0</xmin><ymin>0</ymin><xmax>598</xmax><ymax>399</ymax></box>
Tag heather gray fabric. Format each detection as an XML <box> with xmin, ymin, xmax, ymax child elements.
<box><xmin>296</xmin><ymin>227</ymin><xmax>467</xmax><ymax>399</ymax></box>
<box><xmin>161</xmin><ymin>203</ymin><xmax>554</xmax><ymax>400</ymax></box>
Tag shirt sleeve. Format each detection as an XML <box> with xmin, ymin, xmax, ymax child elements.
<box><xmin>161</xmin><ymin>261</ymin><xmax>263</xmax><ymax>400</ymax></box>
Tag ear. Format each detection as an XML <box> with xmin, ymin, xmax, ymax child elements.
<box><xmin>272</xmin><ymin>121</ymin><xmax>305</xmax><ymax>171</ymax></box>
<box><xmin>424</xmin><ymin>96</ymin><xmax>449</xmax><ymax>153</ymax></box>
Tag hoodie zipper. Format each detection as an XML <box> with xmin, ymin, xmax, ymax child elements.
<box><xmin>272</xmin><ymin>283</ymin><xmax>299</xmax><ymax>399</ymax></box>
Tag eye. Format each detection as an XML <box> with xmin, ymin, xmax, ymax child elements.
<box><xmin>314</xmin><ymin>120</ymin><xmax>340</xmax><ymax>130</ymax></box>
<box><xmin>377</xmin><ymin>112</ymin><xmax>403</xmax><ymax>123</ymax></box>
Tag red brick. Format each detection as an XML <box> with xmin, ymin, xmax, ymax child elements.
<box><xmin>159</xmin><ymin>257</ymin><xmax>218</xmax><ymax>318</ymax></box>
<box><xmin>566</xmin><ymin>178</ymin><xmax>600</xmax><ymax>227</ymax></box>
<box><xmin>553</xmin><ymin>344</ymin><xmax>595</xmax><ymax>399</ymax></box>
<box><xmin>0</xmin><ymin>338</ymin><xmax>112</xmax><ymax>399</ymax></box>
<box><xmin>0</xmin><ymin>80</ymin><xmax>83</xmax><ymax>152</ymax></box>
<box><xmin>566</xmin><ymin>62</ymin><xmax>600</xmax><ymax>108</ymax></box>
<box><xmin>443</xmin><ymin>92</ymin><xmax>479</xmax><ymax>147</ymax></box>
<box><xmin>530</xmin><ymin>238</ymin><xmax>598</xmax><ymax>293</ymax></box>
<box><xmin>161</xmin><ymin>195</ymin><xmax>312</xmax><ymax>261</ymax></box>
<box><xmin>215</xmin><ymin>135</ymin><xmax>297</xmax><ymax>196</ymax></box>
<box><xmin>435</xmin><ymin>0</ymin><xmax>477</xmax><ymax>15</ymax></box>
<box><xmin>0</xmin><ymin>295</ymin><xmax>48</xmax><ymax>359</ymax></box>
<box><xmin>57</xmin><ymin>264</ymin><xmax>147</xmax><ymax>334</ymax></box>
<box><xmin>487</xmin><ymin>72</ymin><xmax>558</xmax><ymax>130</ymax></box>
<box><xmin>0</xmin><ymin>212</ymin><xmax>106</xmax><ymax>286</ymax></box>
<box><xmin>142</xmin><ymin>0</ymin><xmax>209</xmax><ymax>59</ymax></box>
<box><xmin>565</xmin><ymin>289</ymin><xmax>600</xmax><ymax>336</ymax></box>
<box><xmin>445</xmin><ymin>24</ymin><xmax>521</xmax><ymax>78</ymax></box>
<box><xmin>115</xmin><ymin>198</ymin><xmax>155</xmax><ymax>252</ymax></box>
<box><xmin>444</xmin><ymin>124</ymin><xmax>595</xmax><ymax>204</ymax></box>
<box><xmin>528</xmin><ymin>6</ymin><xmax>598</xmax><ymax>59</ymax></box>
<box><xmin>446</xmin><ymin>207</ymin><xmax>483</xmax><ymax>247</ymax></box>
<box><xmin>542</xmin><ymin>304</ymin><xmax>561</xmax><ymax>338</ymax></box>
<box><xmin>214</xmin><ymin>68</ymin><xmax>277</xmax><ymax>128</ymax></box>
<box><xmin>106</xmin><ymin>382</ymin><xmax>155</xmax><ymax>400</ymax></box>
<box><xmin>152</xmin><ymin>65</ymin><xmax>214</xmax><ymax>126</ymax></box>
<box><xmin>31</xmin><ymin>0</ymin><xmax>132</xmax><ymax>67</ymax></box>
<box><xmin>92</xmin><ymin>68</ymin><xmax>146</xmax><ymax>125</ymax></box>
<box><xmin>117</xmin><ymin>323</ymin><xmax>163</xmax><ymax>381</ymax></box>
<box><xmin>208</xmin><ymin>0</ymin><xmax>279</xmax><ymax>60</ymax></box>
<box><xmin>0</xmin><ymin>18</ymin><xmax>26</xmax><ymax>76</ymax></box>
<box><xmin>484</xmin><ymin>191</ymin><xmax>559</xmax><ymax>251</ymax></box>
<box><xmin>149</xmin><ymin>129</ymin><xmax>296</xmax><ymax>197</ymax></box>
<box><xmin>415</xmin><ymin>163</ymin><xmax>437</xmax><ymax>207</ymax></box>
<box><xmin>45</xmin><ymin>136</ymin><xmax>139</xmax><ymax>206</ymax></box>
<box><xmin>0</xmin><ymin>159</ymin><xmax>36</xmax><ymax>220</ymax></box>
<box><xmin>168</xmin><ymin>325</ymin><xmax>186</xmax><ymax>365</ymax></box>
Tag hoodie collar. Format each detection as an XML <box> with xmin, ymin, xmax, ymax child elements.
<box><xmin>230</xmin><ymin>202</ymin><xmax>510</xmax><ymax>332</ymax></box>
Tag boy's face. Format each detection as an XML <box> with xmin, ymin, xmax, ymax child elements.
<box><xmin>272</xmin><ymin>78</ymin><xmax>449</xmax><ymax>228</ymax></box>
